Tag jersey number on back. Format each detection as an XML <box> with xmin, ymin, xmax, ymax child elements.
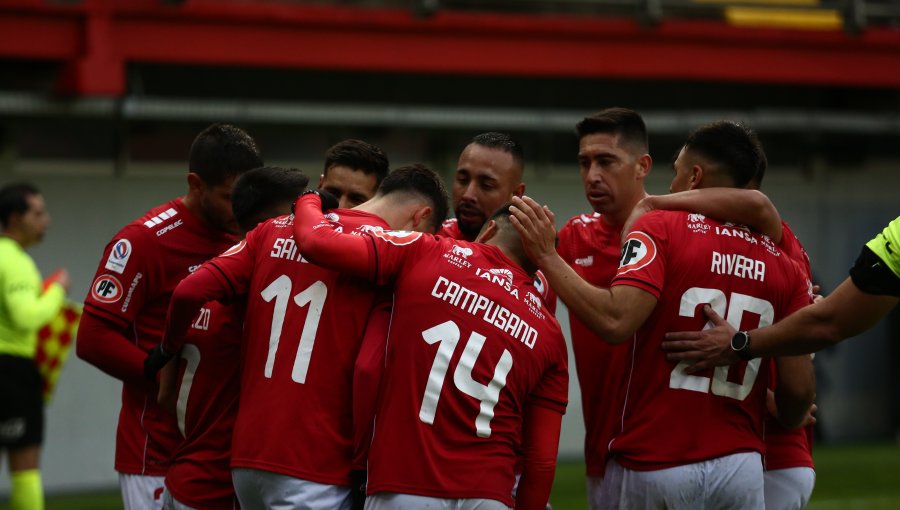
<box><xmin>260</xmin><ymin>275</ymin><xmax>327</xmax><ymax>384</ymax></box>
<box><xmin>669</xmin><ymin>287</ymin><xmax>773</xmax><ymax>401</ymax></box>
<box><xmin>419</xmin><ymin>320</ymin><xmax>514</xmax><ymax>438</ymax></box>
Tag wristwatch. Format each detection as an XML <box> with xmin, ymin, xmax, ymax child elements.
<box><xmin>730</xmin><ymin>330</ymin><xmax>754</xmax><ymax>361</ymax></box>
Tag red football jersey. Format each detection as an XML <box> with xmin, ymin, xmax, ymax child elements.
<box><xmin>206</xmin><ymin>211</ymin><xmax>386</xmax><ymax>485</ymax></box>
<box><xmin>439</xmin><ymin>218</ymin><xmax>557</xmax><ymax>314</ymax></box>
<box><xmin>166</xmin><ymin>300</ymin><xmax>242</xmax><ymax>510</ymax></box>
<box><xmin>83</xmin><ymin>198</ymin><xmax>236</xmax><ymax>475</ymax></box>
<box><xmin>765</xmin><ymin>221</ymin><xmax>815</xmax><ymax>471</ymax></box>
<box><xmin>357</xmin><ymin>231</ymin><xmax>568</xmax><ymax>506</ymax></box>
<box><xmin>557</xmin><ymin>212</ymin><xmax>631</xmax><ymax>478</ymax></box>
<box><xmin>609</xmin><ymin>211</ymin><xmax>809</xmax><ymax>470</ymax></box>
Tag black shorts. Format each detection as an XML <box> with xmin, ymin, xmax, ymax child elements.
<box><xmin>0</xmin><ymin>355</ymin><xmax>44</xmax><ymax>449</ymax></box>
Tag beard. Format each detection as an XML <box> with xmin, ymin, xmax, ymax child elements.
<box><xmin>455</xmin><ymin>203</ymin><xmax>485</xmax><ymax>239</ymax></box>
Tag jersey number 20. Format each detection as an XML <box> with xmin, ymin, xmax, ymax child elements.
<box><xmin>669</xmin><ymin>287</ymin><xmax>773</xmax><ymax>401</ymax></box>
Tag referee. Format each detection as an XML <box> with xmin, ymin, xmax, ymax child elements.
<box><xmin>0</xmin><ymin>182</ymin><xmax>69</xmax><ymax>510</ymax></box>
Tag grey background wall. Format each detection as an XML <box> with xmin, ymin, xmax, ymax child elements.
<box><xmin>1</xmin><ymin>151</ymin><xmax>897</xmax><ymax>493</ymax></box>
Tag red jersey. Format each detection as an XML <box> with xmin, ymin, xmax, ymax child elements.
<box><xmin>166</xmin><ymin>301</ymin><xmax>242</xmax><ymax>510</ymax></box>
<box><xmin>765</xmin><ymin>221</ymin><xmax>815</xmax><ymax>471</ymax></box>
<box><xmin>204</xmin><ymin>211</ymin><xmax>386</xmax><ymax>485</ymax></box>
<box><xmin>83</xmin><ymin>198</ymin><xmax>236</xmax><ymax>475</ymax></box>
<box><xmin>557</xmin><ymin>212</ymin><xmax>630</xmax><ymax>477</ymax></box>
<box><xmin>609</xmin><ymin>211</ymin><xmax>809</xmax><ymax>470</ymax></box>
<box><xmin>440</xmin><ymin>218</ymin><xmax>557</xmax><ymax>314</ymax></box>
<box><xmin>356</xmin><ymin>231</ymin><xmax>568</xmax><ymax>505</ymax></box>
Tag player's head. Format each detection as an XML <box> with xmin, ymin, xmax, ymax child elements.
<box><xmin>453</xmin><ymin>132</ymin><xmax>526</xmax><ymax>239</ymax></box>
<box><xmin>186</xmin><ymin>123</ymin><xmax>264</xmax><ymax>235</ymax></box>
<box><xmin>575</xmin><ymin>108</ymin><xmax>651</xmax><ymax>220</ymax></box>
<box><xmin>670</xmin><ymin>120</ymin><xmax>767</xmax><ymax>193</ymax></box>
<box><xmin>232</xmin><ymin>167</ymin><xmax>310</xmax><ymax>234</ymax></box>
<box><xmin>319</xmin><ymin>139</ymin><xmax>389</xmax><ymax>210</ymax></box>
<box><xmin>0</xmin><ymin>181</ymin><xmax>49</xmax><ymax>248</ymax></box>
<box><xmin>477</xmin><ymin>203</ymin><xmax>537</xmax><ymax>274</ymax></box>
<box><xmin>376</xmin><ymin>163</ymin><xmax>449</xmax><ymax>233</ymax></box>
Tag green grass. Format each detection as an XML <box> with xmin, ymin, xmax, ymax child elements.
<box><xmin>2</xmin><ymin>442</ymin><xmax>897</xmax><ymax>510</ymax></box>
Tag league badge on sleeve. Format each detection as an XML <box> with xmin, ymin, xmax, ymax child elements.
<box><xmin>618</xmin><ymin>231</ymin><xmax>657</xmax><ymax>275</ymax></box>
<box><xmin>104</xmin><ymin>239</ymin><xmax>132</xmax><ymax>274</ymax></box>
<box><xmin>91</xmin><ymin>275</ymin><xmax>123</xmax><ymax>304</ymax></box>
<box><xmin>221</xmin><ymin>239</ymin><xmax>247</xmax><ymax>257</ymax></box>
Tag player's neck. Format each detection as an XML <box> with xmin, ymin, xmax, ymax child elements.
<box><xmin>1</xmin><ymin>230</ymin><xmax>27</xmax><ymax>248</ymax></box>
<box><xmin>601</xmin><ymin>191</ymin><xmax>649</xmax><ymax>228</ymax></box>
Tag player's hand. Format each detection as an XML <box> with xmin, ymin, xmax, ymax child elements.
<box><xmin>349</xmin><ymin>469</ymin><xmax>367</xmax><ymax>510</ymax></box>
<box><xmin>662</xmin><ymin>304</ymin><xmax>738</xmax><ymax>372</ymax></box>
<box><xmin>508</xmin><ymin>196</ymin><xmax>558</xmax><ymax>268</ymax></box>
<box><xmin>45</xmin><ymin>268</ymin><xmax>70</xmax><ymax>293</ymax></box>
<box><xmin>144</xmin><ymin>345</ymin><xmax>174</xmax><ymax>382</ymax></box>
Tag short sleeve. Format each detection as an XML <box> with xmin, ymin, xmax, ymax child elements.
<box><xmin>864</xmin><ymin>216</ymin><xmax>900</xmax><ymax>280</ymax></box>
<box><xmin>611</xmin><ymin>211</ymin><xmax>668</xmax><ymax>299</ymax></box>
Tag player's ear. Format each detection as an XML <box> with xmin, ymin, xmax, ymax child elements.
<box><xmin>318</xmin><ymin>174</ymin><xmax>326</xmax><ymax>189</ymax></box>
<box><xmin>475</xmin><ymin>220</ymin><xmax>498</xmax><ymax>243</ymax></box>
<box><xmin>688</xmin><ymin>165</ymin><xmax>703</xmax><ymax>190</ymax></box>
<box><xmin>187</xmin><ymin>172</ymin><xmax>205</xmax><ymax>196</ymax></box>
<box><xmin>636</xmin><ymin>154</ymin><xmax>652</xmax><ymax>179</ymax></box>
<box><xmin>513</xmin><ymin>182</ymin><xmax>525</xmax><ymax>198</ymax></box>
<box><xmin>411</xmin><ymin>205</ymin><xmax>433</xmax><ymax>233</ymax></box>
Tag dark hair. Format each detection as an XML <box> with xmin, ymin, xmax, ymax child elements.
<box><xmin>471</xmin><ymin>132</ymin><xmax>524</xmax><ymax>170</ymax></box>
<box><xmin>575</xmin><ymin>107</ymin><xmax>648</xmax><ymax>153</ymax></box>
<box><xmin>0</xmin><ymin>182</ymin><xmax>40</xmax><ymax>228</ymax></box>
<box><xmin>188</xmin><ymin>123</ymin><xmax>263</xmax><ymax>187</ymax></box>
<box><xmin>232</xmin><ymin>167</ymin><xmax>310</xmax><ymax>232</ymax></box>
<box><xmin>378</xmin><ymin>163</ymin><xmax>449</xmax><ymax>231</ymax></box>
<box><xmin>683</xmin><ymin>121</ymin><xmax>767</xmax><ymax>189</ymax></box>
<box><xmin>323</xmin><ymin>139</ymin><xmax>390</xmax><ymax>187</ymax></box>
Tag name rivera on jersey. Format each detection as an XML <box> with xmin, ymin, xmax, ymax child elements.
<box><xmin>431</xmin><ymin>276</ymin><xmax>538</xmax><ymax>349</ymax></box>
<box><xmin>710</xmin><ymin>251</ymin><xmax>766</xmax><ymax>282</ymax></box>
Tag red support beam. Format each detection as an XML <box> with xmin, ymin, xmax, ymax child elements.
<box><xmin>1</xmin><ymin>0</ymin><xmax>900</xmax><ymax>96</ymax></box>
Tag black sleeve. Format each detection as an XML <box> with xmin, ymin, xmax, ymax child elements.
<box><xmin>849</xmin><ymin>246</ymin><xmax>900</xmax><ymax>297</ymax></box>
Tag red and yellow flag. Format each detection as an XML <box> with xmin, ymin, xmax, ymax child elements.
<box><xmin>35</xmin><ymin>301</ymin><xmax>82</xmax><ymax>402</ymax></box>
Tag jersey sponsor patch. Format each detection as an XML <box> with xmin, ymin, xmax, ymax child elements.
<box><xmin>221</xmin><ymin>239</ymin><xmax>247</xmax><ymax>257</ymax></box>
<box><xmin>104</xmin><ymin>239</ymin><xmax>132</xmax><ymax>274</ymax></box>
<box><xmin>617</xmin><ymin>231</ymin><xmax>657</xmax><ymax>274</ymax></box>
<box><xmin>91</xmin><ymin>275</ymin><xmax>123</xmax><ymax>303</ymax></box>
<box><xmin>371</xmin><ymin>229</ymin><xmax>422</xmax><ymax>246</ymax></box>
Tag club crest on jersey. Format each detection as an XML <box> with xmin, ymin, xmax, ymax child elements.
<box><xmin>687</xmin><ymin>213</ymin><xmax>710</xmax><ymax>233</ymax></box>
<box><xmin>476</xmin><ymin>268</ymin><xmax>519</xmax><ymax>298</ymax></box>
<box><xmin>443</xmin><ymin>244</ymin><xmax>474</xmax><ymax>269</ymax></box>
<box><xmin>618</xmin><ymin>231</ymin><xmax>657</xmax><ymax>274</ymax></box>
<box><xmin>222</xmin><ymin>240</ymin><xmax>247</xmax><ymax>257</ymax></box>
<box><xmin>523</xmin><ymin>291</ymin><xmax>546</xmax><ymax>320</ymax></box>
<box><xmin>91</xmin><ymin>275</ymin><xmax>123</xmax><ymax>303</ymax></box>
<box><xmin>371</xmin><ymin>229</ymin><xmax>422</xmax><ymax>246</ymax></box>
<box><xmin>104</xmin><ymin>239</ymin><xmax>132</xmax><ymax>274</ymax></box>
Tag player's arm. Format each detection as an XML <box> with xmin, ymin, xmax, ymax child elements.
<box><xmin>509</xmin><ymin>196</ymin><xmax>657</xmax><ymax>343</ymax></box>
<box><xmin>161</xmin><ymin>265</ymin><xmax>231</xmax><ymax>354</ymax></box>
<box><xmin>663</xmin><ymin>268</ymin><xmax>898</xmax><ymax>371</ymax></box>
<box><xmin>3</xmin><ymin>264</ymin><xmax>66</xmax><ymax>331</ymax></box>
<box><xmin>516</xmin><ymin>403</ymin><xmax>563</xmax><ymax>510</ymax></box>
<box><xmin>353</xmin><ymin>298</ymin><xmax>392</xmax><ymax>471</ymax></box>
<box><xmin>624</xmin><ymin>189</ymin><xmax>782</xmax><ymax>242</ymax></box>
<box><xmin>772</xmin><ymin>355</ymin><xmax>816</xmax><ymax>429</ymax></box>
<box><xmin>157</xmin><ymin>356</ymin><xmax>180</xmax><ymax>416</ymax></box>
<box><xmin>76</xmin><ymin>311</ymin><xmax>153</xmax><ymax>387</ymax></box>
<box><xmin>292</xmin><ymin>192</ymin><xmax>375</xmax><ymax>280</ymax></box>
